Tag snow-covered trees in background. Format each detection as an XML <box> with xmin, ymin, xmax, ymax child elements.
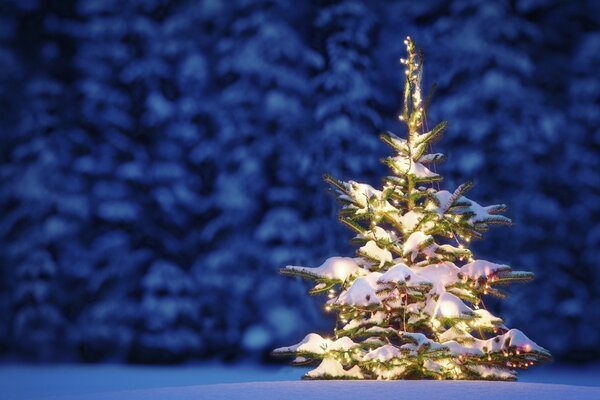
<box><xmin>210</xmin><ymin>0</ymin><xmax>324</xmax><ymax>356</ymax></box>
<box><xmin>135</xmin><ymin>261</ymin><xmax>200</xmax><ymax>363</ymax></box>
<box><xmin>311</xmin><ymin>0</ymin><xmax>385</xmax><ymax>256</ymax></box>
<box><xmin>0</xmin><ymin>0</ymin><xmax>598</xmax><ymax>363</ymax></box>
<box><xmin>12</xmin><ymin>251</ymin><xmax>64</xmax><ymax>359</ymax></box>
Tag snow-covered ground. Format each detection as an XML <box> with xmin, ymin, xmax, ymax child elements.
<box><xmin>1</xmin><ymin>363</ymin><xmax>598</xmax><ymax>400</ymax></box>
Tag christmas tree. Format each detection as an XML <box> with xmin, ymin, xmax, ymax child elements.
<box><xmin>273</xmin><ymin>37</ymin><xmax>551</xmax><ymax>380</ymax></box>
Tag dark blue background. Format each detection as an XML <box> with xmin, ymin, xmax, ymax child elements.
<box><xmin>0</xmin><ymin>0</ymin><xmax>599</xmax><ymax>364</ymax></box>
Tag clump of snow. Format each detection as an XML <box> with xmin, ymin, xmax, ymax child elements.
<box><xmin>342</xmin><ymin>181</ymin><xmax>397</xmax><ymax>216</ymax></box>
<box><xmin>392</xmin><ymin>155</ymin><xmax>440</xmax><ymax>180</ymax></box>
<box><xmin>328</xmin><ymin>336</ymin><xmax>358</xmax><ymax>351</ymax></box>
<box><xmin>340</xmin><ymin>311</ymin><xmax>386</xmax><ymax>332</ymax></box>
<box><xmin>433</xmin><ymin>292</ymin><xmax>475</xmax><ymax>320</ymax></box>
<box><xmin>305</xmin><ymin>358</ymin><xmax>363</xmax><ymax>379</ymax></box>
<box><xmin>358</xmin><ymin>241</ymin><xmax>392</xmax><ymax>268</ymax></box>
<box><xmin>419</xmin><ymin>152</ymin><xmax>445</xmax><ymax>164</ymax></box>
<box><xmin>273</xmin><ymin>333</ymin><xmax>358</xmax><ymax>355</ymax></box>
<box><xmin>442</xmin><ymin>329</ymin><xmax>550</xmax><ymax>358</ymax></box>
<box><xmin>336</xmin><ymin>273</ymin><xmax>382</xmax><ymax>307</ymax></box>
<box><xmin>427</xmin><ymin>190</ymin><xmax>453</xmax><ymax>214</ymax></box>
<box><xmin>467</xmin><ymin>365</ymin><xmax>516</xmax><ymax>380</ymax></box>
<box><xmin>501</xmin><ymin>329</ymin><xmax>549</xmax><ymax>354</ymax></box>
<box><xmin>417</xmin><ymin>262</ymin><xmax>461</xmax><ymax>294</ymax></box>
<box><xmin>471</xmin><ymin>309</ymin><xmax>504</xmax><ymax>329</ymax></box>
<box><xmin>457</xmin><ymin>196</ymin><xmax>511</xmax><ymax>226</ymax></box>
<box><xmin>399</xmin><ymin>210</ymin><xmax>424</xmax><ymax>232</ymax></box>
<box><xmin>283</xmin><ymin>257</ymin><xmax>367</xmax><ymax>282</ymax></box>
<box><xmin>460</xmin><ymin>260</ymin><xmax>511</xmax><ymax>280</ymax></box>
<box><xmin>364</xmin><ymin>344</ymin><xmax>402</xmax><ymax>361</ymax></box>
<box><xmin>403</xmin><ymin>231</ymin><xmax>436</xmax><ymax>260</ymax></box>
<box><xmin>401</xmin><ymin>332</ymin><xmax>445</xmax><ymax>351</ymax></box>
<box><xmin>377</xmin><ymin>263</ymin><xmax>417</xmax><ymax>285</ymax></box>
<box><xmin>359</xmin><ymin>226</ymin><xmax>397</xmax><ymax>244</ymax></box>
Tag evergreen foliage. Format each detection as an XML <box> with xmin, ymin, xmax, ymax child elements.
<box><xmin>275</xmin><ymin>38</ymin><xmax>551</xmax><ymax>380</ymax></box>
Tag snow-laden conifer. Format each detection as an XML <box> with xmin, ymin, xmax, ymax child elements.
<box><xmin>274</xmin><ymin>37</ymin><xmax>551</xmax><ymax>380</ymax></box>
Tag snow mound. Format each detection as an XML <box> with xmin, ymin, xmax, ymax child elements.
<box><xmin>44</xmin><ymin>380</ymin><xmax>600</xmax><ymax>400</ymax></box>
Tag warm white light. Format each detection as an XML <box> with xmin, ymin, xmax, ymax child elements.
<box><xmin>439</xmin><ymin>300</ymin><xmax>459</xmax><ymax>318</ymax></box>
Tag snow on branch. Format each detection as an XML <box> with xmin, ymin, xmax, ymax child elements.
<box><xmin>281</xmin><ymin>257</ymin><xmax>368</xmax><ymax>283</ymax></box>
<box><xmin>273</xmin><ymin>333</ymin><xmax>358</xmax><ymax>356</ymax></box>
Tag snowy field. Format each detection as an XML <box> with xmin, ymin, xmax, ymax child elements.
<box><xmin>1</xmin><ymin>362</ymin><xmax>599</xmax><ymax>400</ymax></box>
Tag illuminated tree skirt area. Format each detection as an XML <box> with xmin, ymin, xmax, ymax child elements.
<box><xmin>1</xmin><ymin>364</ymin><xmax>599</xmax><ymax>400</ymax></box>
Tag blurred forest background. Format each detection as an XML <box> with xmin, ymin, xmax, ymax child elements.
<box><xmin>0</xmin><ymin>0</ymin><xmax>599</xmax><ymax>365</ymax></box>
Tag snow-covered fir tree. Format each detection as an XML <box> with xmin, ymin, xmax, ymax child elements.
<box><xmin>274</xmin><ymin>37</ymin><xmax>551</xmax><ymax>380</ymax></box>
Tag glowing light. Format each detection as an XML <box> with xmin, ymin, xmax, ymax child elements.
<box><xmin>439</xmin><ymin>299</ymin><xmax>460</xmax><ymax>318</ymax></box>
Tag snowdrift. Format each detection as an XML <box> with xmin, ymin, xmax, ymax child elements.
<box><xmin>45</xmin><ymin>380</ymin><xmax>600</xmax><ymax>400</ymax></box>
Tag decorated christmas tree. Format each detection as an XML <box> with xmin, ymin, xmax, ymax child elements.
<box><xmin>273</xmin><ymin>37</ymin><xmax>551</xmax><ymax>380</ymax></box>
